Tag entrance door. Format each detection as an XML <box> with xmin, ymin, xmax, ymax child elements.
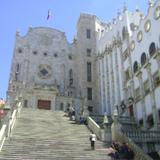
<box><xmin>129</xmin><ymin>105</ymin><xmax>134</xmax><ymax>117</ymax></box>
<box><xmin>38</xmin><ymin>100</ymin><xmax>51</xmax><ymax>110</ymax></box>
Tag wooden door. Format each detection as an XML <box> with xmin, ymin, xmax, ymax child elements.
<box><xmin>129</xmin><ymin>105</ymin><xmax>134</xmax><ymax>117</ymax></box>
<box><xmin>38</xmin><ymin>100</ymin><xmax>51</xmax><ymax>110</ymax></box>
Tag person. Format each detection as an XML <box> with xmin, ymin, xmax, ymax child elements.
<box><xmin>89</xmin><ymin>133</ymin><xmax>96</xmax><ymax>150</ymax></box>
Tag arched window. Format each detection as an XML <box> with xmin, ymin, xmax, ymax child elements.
<box><xmin>133</xmin><ymin>61</ymin><xmax>138</xmax><ymax>73</ymax></box>
<box><xmin>141</xmin><ymin>52</ymin><xmax>147</xmax><ymax>66</ymax></box>
<box><xmin>69</xmin><ymin>69</ymin><xmax>73</xmax><ymax>86</ymax></box>
<box><xmin>149</xmin><ymin>42</ymin><xmax>156</xmax><ymax>57</ymax></box>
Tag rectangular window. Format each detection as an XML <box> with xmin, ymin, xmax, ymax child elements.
<box><xmin>87</xmin><ymin>62</ymin><xmax>92</xmax><ymax>82</ymax></box>
<box><xmin>86</xmin><ymin>48</ymin><xmax>91</xmax><ymax>57</ymax></box>
<box><xmin>87</xmin><ymin>88</ymin><xmax>92</xmax><ymax>100</ymax></box>
<box><xmin>86</xmin><ymin>29</ymin><xmax>91</xmax><ymax>39</ymax></box>
<box><xmin>88</xmin><ymin>106</ymin><xmax>93</xmax><ymax>112</ymax></box>
<box><xmin>16</xmin><ymin>64</ymin><xmax>20</xmax><ymax>72</ymax></box>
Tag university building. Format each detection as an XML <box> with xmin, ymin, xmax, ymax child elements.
<box><xmin>7</xmin><ymin>0</ymin><xmax>160</xmax><ymax>152</ymax></box>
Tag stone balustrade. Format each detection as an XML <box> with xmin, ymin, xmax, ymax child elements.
<box><xmin>122</xmin><ymin>130</ymin><xmax>160</xmax><ymax>143</ymax></box>
<box><xmin>0</xmin><ymin>101</ymin><xmax>22</xmax><ymax>151</ymax></box>
<box><xmin>87</xmin><ymin>116</ymin><xmax>102</xmax><ymax>140</ymax></box>
<box><xmin>115</xmin><ymin>130</ymin><xmax>153</xmax><ymax>160</ymax></box>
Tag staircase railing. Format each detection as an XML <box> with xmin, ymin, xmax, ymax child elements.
<box><xmin>0</xmin><ymin>101</ymin><xmax>22</xmax><ymax>151</ymax></box>
<box><xmin>111</xmin><ymin>118</ymin><xmax>153</xmax><ymax>160</ymax></box>
<box><xmin>0</xmin><ymin>125</ymin><xmax>7</xmax><ymax>151</ymax></box>
<box><xmin>87</xmin><ymin>117</ymin><xmax>102</xmax><ymax>140</ymax></box>
<box><xmin>122</xmin><ymin>130</ymin><xmax>160</xmax><ymax>143</ymax></box>
<box><xmin>115</xmin><ymin>131</ymin><xmax>153</xmax><ymax>160</ymax></box>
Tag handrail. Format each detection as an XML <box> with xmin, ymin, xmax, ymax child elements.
<box><xmin>0</xmin><ymin>125</ymin><xmax>6</xmax><ymax>151</ymax></box>
<box><xmin>87</xmin><ymin>117</ymin><xmax>102</xmax><ymax>140</ymax></box>
<box><xmin>0</xmin><ymin>101</ymin><xmax>22</xmax><ymax>151</ymax></box>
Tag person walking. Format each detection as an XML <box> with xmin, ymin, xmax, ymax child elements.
<box><xmin>89</xmin><ymin>133</ymin><xmax>96</xmax><ymax>150</ymax></box>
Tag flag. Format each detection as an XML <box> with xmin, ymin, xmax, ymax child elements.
<box><xmin>47</xmin><ymin>10</ymin><xmax>51</xmax><ymax>20</ymax></box>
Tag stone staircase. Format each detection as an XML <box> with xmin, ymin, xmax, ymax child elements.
<box><xmin>0</xmin><ymin>108</ymin><xmax>111</xmax><ymax>160</ymax></box>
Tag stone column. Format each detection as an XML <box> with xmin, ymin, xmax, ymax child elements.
<box><xmin>100</xmin><ymin>57</ymin><xmax>104</xmax><ymax>114</ymax></box>
<box><xmin>32</xmin><ymin>96</ymin><xmax>37</xmax><ymax>109</ymax></box>
<box><xmin>127</xmin><ymin>34</ymin><xmax>137</xmax><ymax>119</ymax></box>
<box><xmin>105</xmin><ymin>52</ymin><xmax>111</xmax><ymax>115</ymax></box>
<box><xmin>102</xmin><ymin>56</ymin><xmax>106</xmax><ymax>113</ymax></box>
<box><xmin>114</xmin><ymin>40</ymin><xmax>121</xmax><ymax>105</ymax></box>
<box><xmin>63</xmin><ymin>101</ymin><xmax>67</xmax><ymax>112</ymax></box>
<box><xmin>136</xmin><ymin>71</ymin><xmax>147</xmax><ymax>129</ymax></box>
<box><xmin>155</xmin><ymin>52</ymin><xmax>160</xmax><ymax>81</ymax></box>
<box><xmin>51</xmin><ymin>95</ymin><xmax>56</xmax><ymax>111</ymax></box>
<box><xmin>110</xmin><ymin>48</ymin><xmax>115</xmax><ymax>111</ymax></box>
<box><xmin>103</xmin><ymin>54</ymin><xmax>108</xmax><ymax>113</ymax></box>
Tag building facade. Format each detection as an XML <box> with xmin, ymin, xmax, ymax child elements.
<box><xmin>7</xmin><ymin>0</ymin><xmax>160</xmax><ymax>129</ymax></box>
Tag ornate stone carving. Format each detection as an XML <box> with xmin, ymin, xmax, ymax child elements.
<box><xmin>38</xmin><ymin>64</ymin><xmax>52</xmax><ymax>79</ymax></box>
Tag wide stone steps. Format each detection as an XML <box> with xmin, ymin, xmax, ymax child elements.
<box><xmin>0</xmin><ymin>108</ymin><xmax>111</xmax><ymax>160</ymax></box>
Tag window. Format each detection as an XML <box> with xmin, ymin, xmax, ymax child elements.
<box><xmin>154</xmin><ymin>6</ymin><xmax>160</xmax><ymax>20</ymax></box>
<box><xmin>16</xmin><ymin>63</ymin><xmax>20</xmax><ymax>73</ymax></box>
<box><xmin>87</xmin><ymin>49</ymin><xmax>91</xmax><ymax>57</ymax></box>
<box><xmin>69</xmin><ymin>69</ymin><xmax>73</xmax><ymax>86</ymax></box>
<box><xmin>54</xmin><ymin>53</ymin><xmax>58</xmax><ymax>57</ymax></box>
<box><xmin>33</xmin><ymin>51</ymin><xmax>37</xmax><ymax>55</ymax></box>
<box><xmin>141</xmin><ymin>52</ymin><xmax>147</xmax><ymax>66</ymax></box>
<box><xmin>144</xmin><ymin>20</ymin><xmax>151</xmax><ymax>32</ymax></box>
<box><xmin>133</xmin><ymin>61</ymin><xmax>138</xmax><ymax>73</ymax></box>
<box><xmin>86</xmin><ymin>29</ymin><xmax>91</xmax><ymax>39</ymax></box>
<box><xmin>18</xmin><ymin>48</ymin><xmax>22</xmax><ymax>53</ymax></box>
<box><xmin>68</xmin><ymin>55</ymin><xmax>72</xmax><ymax>60</ymax></box>
<box><xmin>87</xmin><ymin>88</ymin><xmax>92</xmax><ymax>100</ymax></box>
<box><xmin>149</xmin><ymin>42</ymin><xmax>156</xmax><ymax>57</ymax></box>
<box><xmin>88</xmin><ymin>106</ymin><xmax>93</xmax><ymax>112</ymax></box>
<box><xmin>44</xmin><ymin>52</ymin><xmax>47</xmax><ymax>56</ymax></box>
<box><xmin>15</xmin><ymin>63</ymin><xmax>20</xmax><ymax>81</ymax></box>
<box><xmin>87</xmin><ymin>62</ymin><xmax>92</xmax><ymax>82</ymax></box>
<box><xmin>139</xmin><ymin>119</ymin><xmax>143</xmax><ymax>126</ymax></box>
<box><xmin>122</xmin><ymin>26</ymin><xmax>127</xmax><ymax>40</ymax></box>
<box><xmin>147</xmin><ymin>114</ymin><xmax>154</xmax><ymax>128</ymax></box>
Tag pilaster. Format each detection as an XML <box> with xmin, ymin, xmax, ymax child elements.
<box><xmin>136</xmin><ymin>71</ymin><xmax>147</xmax><ymax>129</ymax></box>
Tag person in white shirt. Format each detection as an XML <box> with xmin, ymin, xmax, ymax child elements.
<box><xmin>89</xmin><ymin>133</ymin><xmax>96</xmax><ymax>150</ymax></box>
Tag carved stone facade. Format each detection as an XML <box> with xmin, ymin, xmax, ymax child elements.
<box><xmin>7</xmin><ymin>1</ymin><xmax>160</xmax><ymax>130</ymax></box>
<box><xmin>97</xmin><ymin>0</ymin><xmax>160</xmax><ymax>130</ymax></box>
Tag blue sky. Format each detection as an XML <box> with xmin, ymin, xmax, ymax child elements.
<box><xmin>0</xmin><ymin>0</ymin><xmax>148</xmax><ymax>99</ymax></box>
